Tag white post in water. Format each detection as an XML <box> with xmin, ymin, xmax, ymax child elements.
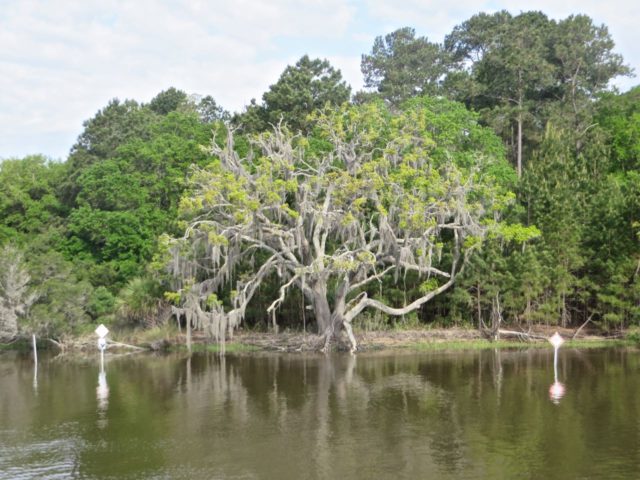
<box><xmin>95</xmin><ymin>324</ymin><xmax>109</xmax><ymax>371</ymax></box>
<box><xmin>548</xmin><ymin>331</ymin><xmax>566</xmax><ymax>403</ymax></box>
<box><xmin>95</xmin><ymin>324</ymin><xmax>110</xmax><ymax>428</ymax></box>
<box><xmin>32</xmin><ymin>334</ymin><xmax>37</xmax><ymax>365</ymax></box>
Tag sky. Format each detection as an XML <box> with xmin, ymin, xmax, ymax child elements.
<box><xmin>1</xmin><ymin>0</ymin><xmax>638</xmax><ymax>161</ymax></box>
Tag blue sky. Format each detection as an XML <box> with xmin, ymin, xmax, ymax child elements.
<box><xmin>1</xmin><ymin>0</ymin><xmax>637</xmax><ymax>160</ymax></box>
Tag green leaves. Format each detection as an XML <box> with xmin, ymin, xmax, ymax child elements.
<box><xmin>361</xmin><ymin>27</ymin><xmax>451</xmax><ymax>105</ymax></box>
<box><xmin>61</xmin><ymin>104</ymin><xmax>215</xmax><ymax>290</ymax></box>
<box><xmin>171</xmin><ymin>96</ymin><xmax>513</xmax><ymax>337</ymax></box>
<box><xmin>495</xmin><ymin>224</ymin><xmax>541</xmax><ymax>243</ymax></box>
<box><xmin>236</xmin><ymin>55</ymin><xmax>351</xmax><ymax>134</ymax></box>
<box><xmin>0</xmin><ymin>156</ymin><xmax>65</xmax><ymax>244</ymax></box>
<box><xmin>444</xmin><ymin>11</ymin><xmax>630</xmax><ymax>175</ymax></box>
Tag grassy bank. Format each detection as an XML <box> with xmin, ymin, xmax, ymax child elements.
<box><xmin>399</xmin><ymin>338</ymin><xmax>634</xmax><ymax>352</ymax></box>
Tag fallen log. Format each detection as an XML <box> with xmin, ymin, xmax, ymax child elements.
<box><xmin>107</xmin><ymin>340</ymin><xmax>147</xmax><ymax>351</ymax></box>
<box><xmin>496</xmin><ymin>329</ymin><xmax>548</xmax><ymax>342</ymax></box>
<box><xmin>572</xmin><ymin>314</ymin><xmax>595</xmax><ymax>340</ymax></box>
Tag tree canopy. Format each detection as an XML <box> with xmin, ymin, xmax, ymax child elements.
<box><xmin>165</xmin><ymin>98</ymin><xmax>515</xmax><ymax>350</ymax></box>
<box><xmin>236</xmin><ymin>55</ymin><xmax>351</xmax><ymax>133</ymax></box>
<box><xmin>361</xmin><ymin>27</ymin><xmax>450</xmax><ymax>105</ymax></box>
<box><xmin>0</xmin><ymin>9</ymin><xmax>638</xmax><ymax>346</ymax></box>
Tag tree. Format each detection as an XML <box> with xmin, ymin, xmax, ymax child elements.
<box><xmin>445</xmin><ymin>11</ymin><xmax>513</xmax><ymax>65</ymax></box>
<box><xmin>361</xmin><ymin>27</ymin><xmax>450</xmax><ymax>105</ymax></box>
<box><xmin>0</xmin><ymin>245</ymin><xmax>37</xmax><ymax>340</ymax></box>
<box><xmin>64</xmin><ymin>108</ymin><xmax>214</xmax><ymax>289</ymax></box>
<box><xmin>519</xmin><ymin>125</ymin><xmax>592</xmax><ymax>326</ymax></box>
<box><xmin>26</xmin><ymin>250</ymin><xmax>93</xmax><ymax>339</ymax></box>
<box><xmin>148</xmin><ymin>87</ymin><xmax>189</xmax><ymax>115</ymax></box>
<box><xmin>444</xmin><ymin>11</ymin><xmax>630</xmax><ymax>176</ymax></box>
<box><xmin>0</xmin><ymin>155</ymin><xmax>65</xmax><ymax>244</ymax></box>
<box><xmin>190</xmin><ymin>94</ymin><xmax>230</xmax><ymax>123</ymax></box>
<box><xmin>67</xmin><ymin>99</ymin><xmax>153</xmax><ymax>168</ymax></box>
<box><xmin>581</xmin><ymin>88</ymin><xmax>640</xmax><ymax>329</ymax></box>
<box><xmin>166</xmin><ymin>98</ymin><xmax>514</xmax><ymax>351</ymax></box>
<box><xmin>235</xmin><ymin>55</ymin><xmax>351</xmax><ymax>133</ymax></box>
<box><xmin>478</xmin><ymin>12</ymin><xmax>554</xmax><ymax>178</ymax></box>
<box><xmin>116</xmin><ymin>276</ymin><xmax>166</xmax><ymax>328</ymax></box>
<box><xmin>548</xmin><ymin>15</ymin><xmax>632</xmax><ymax>140</ymax></box>
<box><xmin>595</xmin><ymin>86</ymin><xmax>640</xmax><ymax>173</ymax></box>
<box><xmin>446</xmin><ymin>12</ymin><xmax>554</xmax><ymax>177</ymax></box>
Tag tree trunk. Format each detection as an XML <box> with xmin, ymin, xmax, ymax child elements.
<box><xmin>312</xmin><ymin>282</ymin><xmax>332</xmax><ymax>333</ymax></box>
<box><xmin>186</xmin><ymin>311</ymin><xmax>192</xmax><ymax>353</ymax></box>
<box><xmin>0</xmin><ymin>309</ymin><xmax>18</xmax><ymax>342</ymax></box>
<box><xmin>516</xmin><ymin>110</ymin><xmax>523</xmax><ymax>178</ymax></box>
<box><xmin>476</xmin><ymin>281</ymin><xmax>482</xmax><ymax>331</ymax></box>
<box><xmin>330</xmin><ymin>280</ymin><xmax>357</xmax><ymax>353</ymax></box>
<box><xmin>491</xmin><ymin>293</ymin><xmax>502</xmax><ymax>341</ymax></box>
<box><xmin>314</xmin><ymin>279</ymin><xmax>358</xmax><ymax>353</ymax></box>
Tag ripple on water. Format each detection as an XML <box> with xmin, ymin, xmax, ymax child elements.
<box><xmin>0</xmin><ymin>429</ymin><xmax>84</xmax><ymax>480</ymax></box>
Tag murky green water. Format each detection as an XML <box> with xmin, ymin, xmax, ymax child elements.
<box><xmin>2</xmin><ymin>347</ymin><xmax>640</xmax><ymax>479</ymax></box>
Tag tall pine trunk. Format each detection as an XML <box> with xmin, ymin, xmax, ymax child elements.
<box><xmin>517</xmin><ymin>110</ymin><xmax>523</xmax><ymax>178</ymax></box>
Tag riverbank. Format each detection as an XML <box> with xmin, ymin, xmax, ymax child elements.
<box><xmin>2</xmin><ymin>325</ymin><xmax>634</xmax><ymax>354</ymax></box>
<box><xmin>225</xmin><ymin>326</ymin><xmax>632</xmax><ymax>353</ymax></box>
<box><xmin>120</xmin><ymin>325</ymin><xmax>635</xmax><ymax>353</ymax></box>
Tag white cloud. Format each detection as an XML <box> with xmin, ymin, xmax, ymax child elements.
<box><xmin>0</xmin><ymin>0</ymin><xmax>357</xmax><ymax>158</ymax></box>
<box><xmin>0</xmin><ymin>0</ymin><xmax>637</xmax><ymax>159</ymax></box>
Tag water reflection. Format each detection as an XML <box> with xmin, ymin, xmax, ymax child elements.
<box><xmin>96</xmin><ymin>357</ymin><xmax>109</xmax><ymax>428</ymax></box>
<box><xmin>4</xmin><ymin>348</ymin><xmax>640</xmax><ymax>479</ymax></box>
<box><xmin>549</xmin><ymin>333</ymin><xmax>567</xmax><ymax>404</ymax></box>
<box><xmin>493</xmin><ymin>348</ymin><xmax>503</xmax><ymax>403</ymax></box>
<box><xmin>33</xmin><ymin>360</ymin><xmax>38</xmax><ymax>394</ymax></box>
<box><xmin>549</xmin><ymin>380</ymin><xmax>566</xmax><ymax>403</ymax></box>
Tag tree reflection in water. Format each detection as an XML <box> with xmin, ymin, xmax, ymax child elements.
<box><xmin>9</xmin><ymin>348</ymin><xmax>640</xmax><ymax>479</ymax></box>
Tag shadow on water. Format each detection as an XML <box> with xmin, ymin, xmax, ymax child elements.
<box><xmin>2</xmin><ymin>346</ymin><xmax>640</xmax><ymax>479</ymax></box>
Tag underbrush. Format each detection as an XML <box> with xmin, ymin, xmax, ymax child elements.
<box><xmin>353</xmin><ymin>311</ymin><xmax>427</xmax><ymax>332</ymax></box>
<box><xmin>112</xmin><ymin>322</ymin><xmax>181</xmax><ymax>345</ymax></box>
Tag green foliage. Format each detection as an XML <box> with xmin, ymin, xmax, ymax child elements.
<box><xmin>175</xmin><ymin>95</ymin><xmax>513</xmax><ymax>338</ymax></box>
<box><xmin>361</xmin><ymin>27</ymin><xmax>451</xmax><ymax>104</ymax></box>
<box><xmin>116</xmin><ymin>276</ymin><xmax>164</xmax><ymax>327</ymax></box>
<box><xmin>0</xmin><ymin>156</ymin><xmax>66</xmax><ymax>244</ymax></box>
<box><xmin>235</xmin><ymin>55</ymin><xmax>351</xmax><ymax>133</ymax></box>
<box><xmin>495</xmin><ymin>224</ymin><xmax>541</xmax><ymax>243</ymax></box>
<box><xmin>443</xmin><ymin>11</ymin><xmax>630</xmax><ymax>173</ymax></box>
<box><xmin>626</xmin><ymin>327</ymin><xmax>640</xmax><ymax>344</ymax></box>
<box><xmin>25</xmin><ymin>250</ymin><xmax>93</xmax><ymax>338</ymax></box>
<box><xmin>193</xmin><ymin>94</ymin><xmax>230</xmax><ymax>123</ymax></box>
<box><xmin>0</xmin><ymin>14</ymin><xmax>637</xmax><ymax>340</ymax></box>
<box><xmin>63</xmin><ymin>107</ymin><xmax>214</xmax><ymax>289</ymax></box>
<box><xmin>148</xmin><ymin>87</ymin><xmax>188</xmax><ymax>115</ymax></box>
<box><xmin>67</xmin><ymin>99</ymin><xmax>154</xmax><ymax>172</ymax></box>
<box><xmin>87</xmin><ymin>286</ymin><xmax>116</xmax><ymax>320</ymax></box>
<box><xmin>595</xmin><ymin>87</ymin><xmax>640</xmax><ymax>172</ymax></box>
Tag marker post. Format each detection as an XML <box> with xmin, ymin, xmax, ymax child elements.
<box><xmin>95</xmin><ymin>324</ymin><xmax>109</xmax><ymax>372</ymax></box>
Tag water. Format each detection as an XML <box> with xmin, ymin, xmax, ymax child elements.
<box><xmin>2</xmin><ymin>347</ymin><xmax>640</xmax><ymax>479</ymax></box>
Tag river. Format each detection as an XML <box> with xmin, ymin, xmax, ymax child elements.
<box><xmin>1</xmin><ymin>347</ymin><xmax>640</xmax><ymax>479</ymax></box>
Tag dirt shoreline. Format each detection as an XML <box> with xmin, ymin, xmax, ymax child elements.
<box><xmin>1</xmin><ymin>326</ymin><xmax>627</xmax><ymax>354</ymax></box>
<box><xmin>225</xmin><ymin>326</ymin><xmax>619</xmax><ymax>353</ymax></box>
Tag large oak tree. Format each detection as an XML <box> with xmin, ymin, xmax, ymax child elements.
<box><xmin>166</xmin><ymin>98</ymin><xmax>514</xmax><ymax>351</ymax></box>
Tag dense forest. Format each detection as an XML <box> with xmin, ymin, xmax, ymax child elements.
<box><xmin>1</xmin><ymin>11</ymin><xmax>638</xmax><ymax>348</ymax></box>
